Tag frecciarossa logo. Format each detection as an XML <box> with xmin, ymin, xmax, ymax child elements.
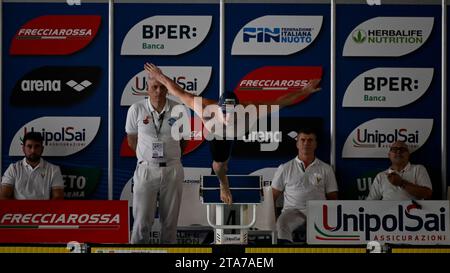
<box><xmin>234</xmin><ymin>66</ymin><xmax>322</xmax><ymax>105</ymax></box>
<box><xmin>10</xmin><ymin>15</ymin><xmax>101</xmax><ymax>55</ymax></box>
<box><xmin>10</xmin><ymin>66</ymin><xmax>100</xmax><ymax>106</ymax></box>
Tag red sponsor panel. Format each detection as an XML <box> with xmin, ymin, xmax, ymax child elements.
<box><xmin>0</xmin><ymin>200</ymin><xmax>128</xmax><ymax>243</ymax></box>
<box><xmin>10</xmin><ymin>15</ymin><xmax>101</xmax><ymax>55</ymax></box>
<box><xmin>234</xmin><ymin>66</ymin><xmax>323</xmax><ymax>105</ymax></box>
<box><xmin>120</xmin><ymin>116</ymin><xmax>205</xmax><ymax>157</ymax></box>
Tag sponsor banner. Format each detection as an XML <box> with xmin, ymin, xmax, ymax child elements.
<box><xmin>342</xmin><ymin>68</ymin><xmax>433</xmax><ymax>108</ymax></box>
<box><xmin>120</xmin><ymin>115</ymin><xmax>205</xmax><ymax>157</ymax></box>
<box><xmin>120</xmin><ymin>66</ymin><xmax>211</xmax><ymax>106</ymax></box>
<box><xmin>234</xmin><ymin>66</ymin><xmax>323</xmax><ymax>105</ymax></box>
<box><xmin>10</xmin><ymin>15</ymin><xmax>101</xmax><ymax>55</ymax></box>
<box><xmin>232</xmin><ymin>117</ymin><xmax>323</xmax><ymax>158</ymax></box>
<box><xmin>342</xmin><ymin>118</ymin><xmax>433</xmax><ymax>158</ymax></box>
<box><xmin>9</xmin><ymin>117</ymin><xmax>101</xmax><ymax>156</ymax></box>
<box><xmin>231</xmin><ymin>16</ymin><xmax>323</xmax><ymax>55</ymax></box>
<box><xmin>60</xmin><ymin>166</ymin><xmax>101</xmax><ymax>199</ymax></box>
<box><xmin>10</xmin><ymin>66</ymin><xmax>101</xmax><ymax>106</ymax></box>
<box><xmin>121</xmin><ymin>16</ymin><xmax>212</xmax><ymax>55</ymax></box>
<box><xmin>353</xmin><ymin>171</ymin><xmax>380</xmax><ymax>200</ymax></box>
<box><xmin>0</xmin><ymin>200</ymin><xmax>129</xmax><ymax>243</ymax></box>
<box><xmin>308</xmin><ymin>200</ymin><xmax>450</xmax><ymax>245</ymax></box>
<box><xmin>343</xmin><ymin>17</ymin><xmax>433</xmax><ymax>57</ymax></box>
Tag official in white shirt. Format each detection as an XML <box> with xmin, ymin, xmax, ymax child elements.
<box><xmin>271</xmin><ymin>128</ymin><xmax>338</xmax><ymax>243</ymax></box>
<box><xmin>366</xmin><ymin>141</ymin><xmax>432</xmax><ymax>201</ymax></box>
<box><xmin>126</xmin><ymin>72</ymin><xmax>189</xmax><ymax>244</ymax></box>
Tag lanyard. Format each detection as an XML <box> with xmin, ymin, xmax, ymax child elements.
<box><xmin>147</xmin><ymin>99</ymin><xmax>165</xmax><ymax>139</ymax></box>
<box><xmin>150</xmin><ymin>111</ymin><xmax>165</xmax><ymax>139</ymax></box>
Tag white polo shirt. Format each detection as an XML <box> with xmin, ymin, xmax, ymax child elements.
<box><xmin>125</xmin><ymin>98</ymin><xmax>190</xmax><ymax>163</ymax></box>
<box><xmin>271</xmin><ymin>157</ymin><xmax>338</xmax><ymax>213</ymax></box>
<box><xmin>1</xmin><ymin>158</ymin><xmax>64</xmax><ymax>200</ymax></box>
<box><xmin>366</xmin><ymin>163</ymin><xmax>432</xmax><ymax>200</ymax></box>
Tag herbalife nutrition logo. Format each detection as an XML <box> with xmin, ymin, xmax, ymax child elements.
<box><xmin>353</xmin><ymin>28</ymin><xmax>423</xmax><ymax>44</ymax></box>
<box><xmin>352</xmin><ymin>29</ymin><xmax>366</xmax><ymax>43</ymax></box>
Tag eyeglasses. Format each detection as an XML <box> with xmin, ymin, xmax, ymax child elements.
<box><xmin>390</xmin><ymin>147</ymin><xmax>408</xmax><ymax>153</ymax></box>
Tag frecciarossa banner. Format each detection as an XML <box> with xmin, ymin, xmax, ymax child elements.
<box><xmin>10</xmin><ymin>15</ymin><xmax>101</xmax><ymax>55</ymax></box>
<box><xmin>0</xmin><ymin>200</ymin><xmax>129</xmax><ymax>243</ymax></box>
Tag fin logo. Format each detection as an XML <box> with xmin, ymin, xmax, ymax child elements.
<box><xmin>121</xmin><ymin>16</ymin><xmax>212</xmax><ymax>55</ymax></box>
<box><xmin>232</xmin><ymin>16</ymin><xmax>322</xmax><ymax>55</ymax></box>
<box><xmin>10</xmin><ymin>15</ymin><xmax>100</xmax><ymax>55</ymax></box>
<box><xmin>9</xmin><ymin>117</ymin><xmax>101</xmax><ymax>156</ymax></box>
<box><xmin>343</xmin><ymin>17</ymin><xmax>433</xmax><ymax>57</ymax></box>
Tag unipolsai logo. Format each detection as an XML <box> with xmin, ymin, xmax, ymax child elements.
<box><xmin>342</xmin><ymin>119</ymin><xmax>433</xmax><ymax>158</ymax></box>
<box><xmin>9</xmin><ymin>117</ymin><xmax>101</xmax><ymax>156</ymax></box>
<box><xmin>120</xmin><ymin>66</ymin><xmax>211</xmax><ymax>106</ymax></box>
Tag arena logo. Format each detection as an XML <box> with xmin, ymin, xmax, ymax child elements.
<box><xmin>342</xmin><ymin>118</ymin><xmax>433</xmax><ymax>158</ymax></box>
<box><xmin>343</xmin><ymin>17</ymin><xmax>433</xmax><ymax>57</ymax></box>
<box><xmin>10</xmin><ymin>15</ymin><xmax>101</xmax><ymax>55</ymax></box>
<box><xmin>120</xmin><ymin>66</ymin><xmax>211</xmax><ymax>106</ymax></box>
<box><xmin>234</xmin><ymin>66</ymin><xmax>323</xmax><ymax>105</ymax></box>
<box><xmin>342</xmin><ymin>68</ymin><xmax>433</xmax><ymax>107</ymax></box>
<box><xmin>317</xmin><ymin>204</ymin><xmax>447</xmax><ymax>241</ymax></box>
<box><xmin>121</xmin><ymin>16</ymin><xmax>211</xmax><ymax>55</ymax></box>
<box><xmin>9</xmin><ymin>117</ymin><xmax>101</xmax><ymax>156</ymax></box>
<box><xmin>10</xmin><ymin>66</ymin><xmax>100</xmax><ymax>106</ymax></box>
<box><xmin>232</xmin><ymin>16</ymin><xmax>322</xmax><ymax>55</ymax></box>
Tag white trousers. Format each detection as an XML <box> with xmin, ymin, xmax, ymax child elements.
<box><xmin>276</xmin><ymin>208</ymin><xmax>307</xmax><ymax>242</ymax></box>
<box><xmin>130</xmin><ymin>162</ymin><xmax>184</xmax><ymax>244</ymax></box>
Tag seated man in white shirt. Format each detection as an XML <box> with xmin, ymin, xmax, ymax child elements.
<box><xmin>0</xmin><ymin>132</ymin><xmax>64</xmax><ymax>200</ymax></box>
<box><xmin>366</xmin><ymin>141</ymin><xmax>432</xmax><ymax>200</ymax></box>
<box><xmin>271</xmin><ymin>128</ymin><xmax>339</xmax><ymax>244</ymax></box>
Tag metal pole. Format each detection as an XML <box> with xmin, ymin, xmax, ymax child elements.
<box><xmin>330</xmin><ymin>0</ymin><xmax>336</xmax><ymax>170</ymax></box>
<box><xmin>108</xmin><ymin>0</ymin><xmax>114</xmax><ymax>200</ymax></box>
<box><xmin>442</xmin><ymin>0</ymin><xmax>447</xmax><ymax>200</ymax></box>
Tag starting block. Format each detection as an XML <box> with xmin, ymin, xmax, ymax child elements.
<box><xmin>200</xmin><ymin>175</ymin><xmax>263</xmax><ymax>245</ymax></box>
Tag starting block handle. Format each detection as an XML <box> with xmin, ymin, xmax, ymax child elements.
<box><xmin>206</xmin><ymin>204</ymin><xmax>257</xmax><ymax>230</ymax></box>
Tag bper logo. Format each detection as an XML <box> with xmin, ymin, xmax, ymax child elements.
<box><xmin>121</xmin><ymin>16</ymin><xmax>211</xmax><ymax>55</ymax></box>
<box><xmin>10</xmin><ymin>66</ymin><xmax>100</xmax><ymax>106</ymax></box>
<box><xmin>10</xmin><ymin>15</ymin><xmax>101</xmax><ymax>55</ymax></box>
<box><xmin>232</xmin><ymin>16</ymin><xmax>322</xmax><ymax>55</ymax></box>
<box><xmin>120</xmin><ymin>66</ymin><xmax>211</xmax><ymax>106</ymax></box>
<box><xmin>342</xmin><ymin>68</ymin><xmax>433</xmax><ymax>108</ymax></box>
<box><xmin>9</xmin><ymin>117</ymin><xmax>101</xmax><ymax>156</ymax></box>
